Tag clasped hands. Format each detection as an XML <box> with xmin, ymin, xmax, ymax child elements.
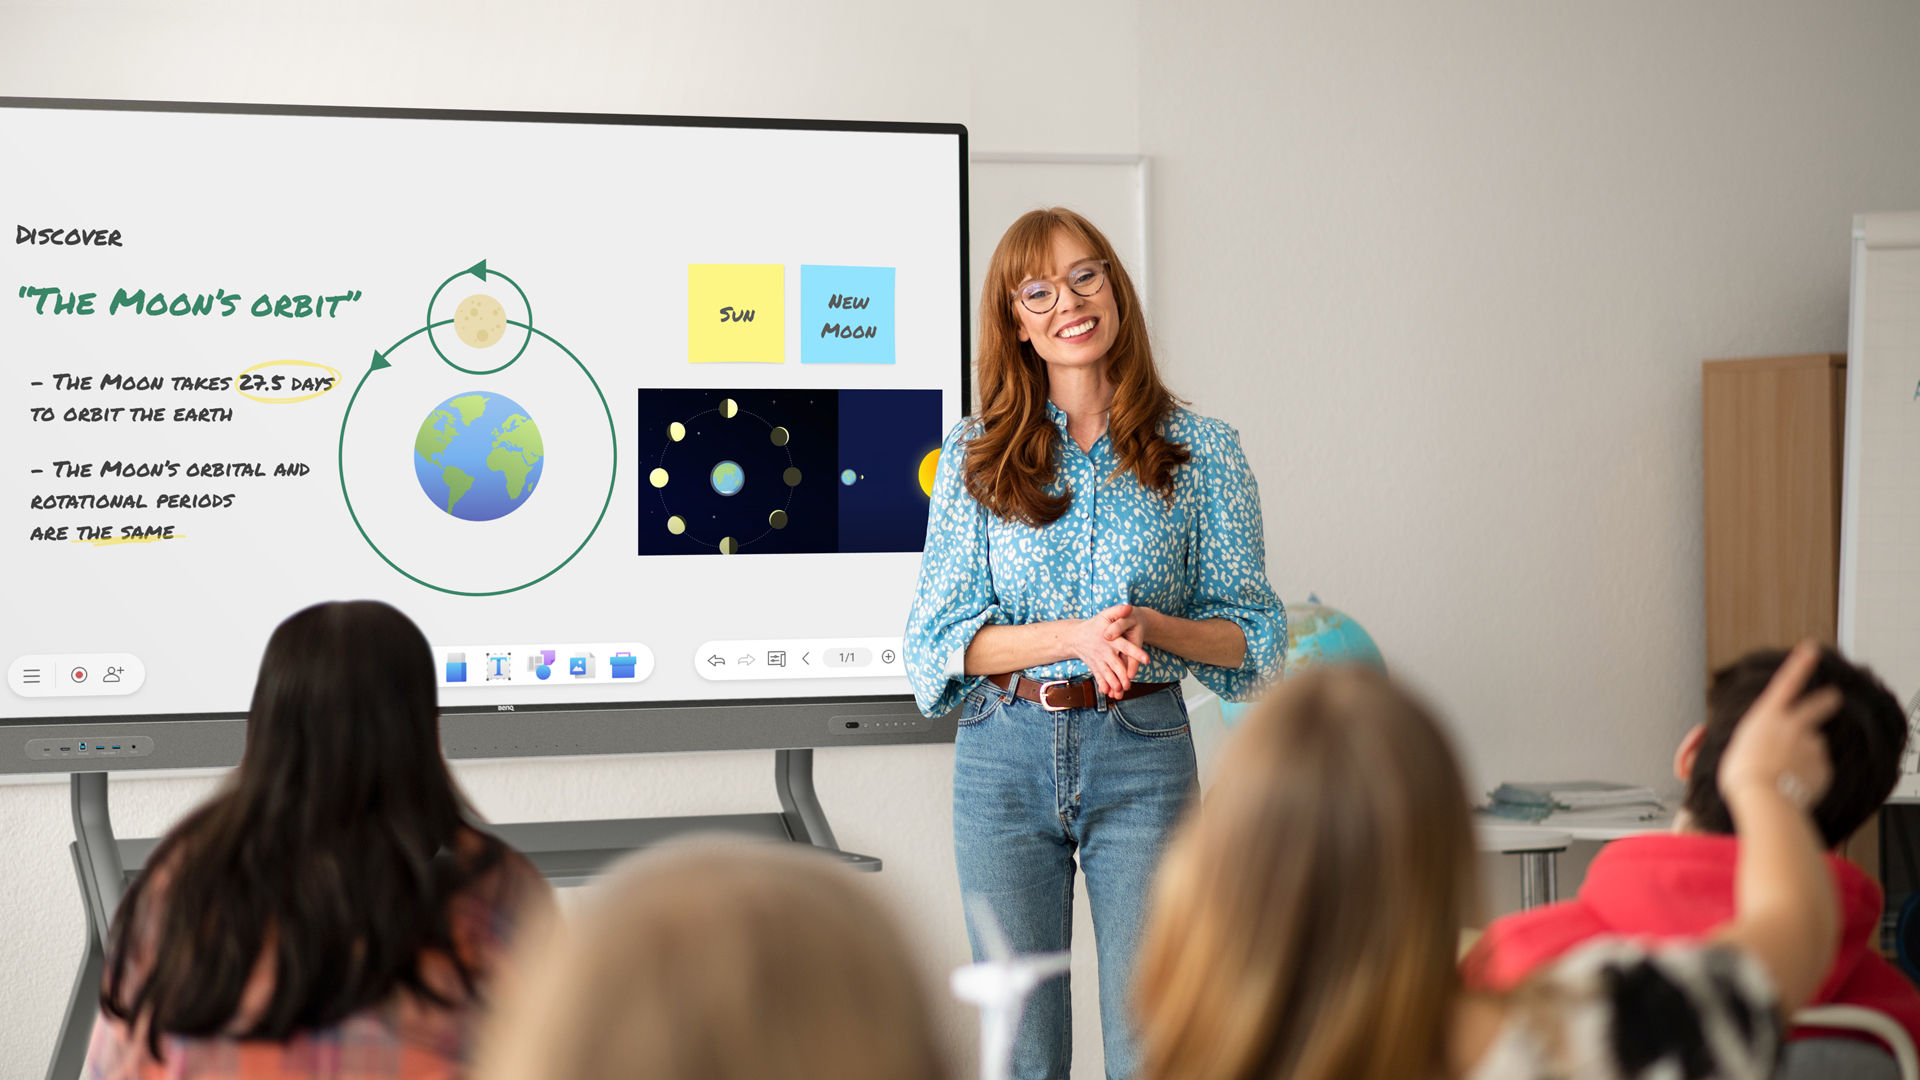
<box><xmin>1066</xmin><ymin>603</ymin><xmax>1156</xmax><ymax>699</ymax></box>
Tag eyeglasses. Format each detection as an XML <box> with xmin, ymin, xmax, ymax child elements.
<box><xmin>1013</xmin><ymin>260</ymin><xmax>1108</xmax><ymax>315</ymax></box>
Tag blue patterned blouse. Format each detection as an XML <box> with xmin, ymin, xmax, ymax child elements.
<box><xmin>904</xmin><ymin>402</ymin><xmax>1285</xmax><ymax>717</ymax></box>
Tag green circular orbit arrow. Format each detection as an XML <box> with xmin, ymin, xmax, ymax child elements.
<box><xmin>425</xmin><ymin>266</ymin><xmax>534</xmax><ymax>375</ymax></box>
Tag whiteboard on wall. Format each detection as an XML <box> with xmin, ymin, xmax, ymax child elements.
<box><xmin>1838</xmin><ymin>211</ymin><xmax>1920</xmax><ymax>800</ymax></box>
<box><xmin>0</xmin><ymin>97</ymin><xmax>969</xmax><ymax>769</ymax></box>
<box><xmin>966</xmin><ymin>153</ymin><xmax>1148</xmax><ymax>378</ymax></box>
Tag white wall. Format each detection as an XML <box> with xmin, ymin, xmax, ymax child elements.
<box><xmin>5</xmin><ymin>3</ymin><xmax>1920</xmax><ymax>1079</ymax></box>
<box><xmin>1138</xmin><ymin>1</ymin><xmax>1920</xmax><ymax>790</ymax></box>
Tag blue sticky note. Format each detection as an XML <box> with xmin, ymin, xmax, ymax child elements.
<box><xmin>801</xmin><ymin>265</ymin><xmax>895</xmax><ymax>365</ymax></box>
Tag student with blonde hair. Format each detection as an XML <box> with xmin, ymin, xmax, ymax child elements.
<box><xmin>473</xmin><ymin>841</ymin><xmax>949</xmax><ymax>1080</ymax></box>
<box><xmin>1135</xmin><ymin>645</ymin><xmax>1840</xmax><ymax>1080</ymax></box>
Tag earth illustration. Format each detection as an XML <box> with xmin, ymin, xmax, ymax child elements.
<box><xmin>413</xmin><ymin>392</ymin><xmax>545</xmax><ymax>521</ymax></box>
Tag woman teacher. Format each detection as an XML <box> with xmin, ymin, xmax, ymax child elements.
<box><xmin>905</xmin><ymin>207</ymin><xmax>1285</xmax><ymax>1079</ymax></box>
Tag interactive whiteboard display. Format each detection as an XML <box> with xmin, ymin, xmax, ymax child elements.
<box><xmin>1</xmin><ymin>100</ymin><xmax>966</xmax><ymax>727</ymax></box>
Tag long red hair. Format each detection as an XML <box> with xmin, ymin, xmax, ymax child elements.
<box><xmin>966</xmin><ymin>208</ymin><xmax>1187</xmax><ymax>525</ymax></box>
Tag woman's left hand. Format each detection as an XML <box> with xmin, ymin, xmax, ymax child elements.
<box><xmin>1104</xmin><ymin>607</ymin><xmax>1157</xmax><ymax>682</ymax></box>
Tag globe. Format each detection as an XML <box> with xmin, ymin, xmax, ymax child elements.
<box><xmin>413</xmin><ymin>391</ymin><xmax>545</xmax><ymax>521</ymax></box>
<box><xmin>1282</xmin><ymin>598</ymin><xmax>1385</xmax><ymax>679</ymax></box>
<box><xmin>1220</xmin><ymin>597</ymin><xmax>1384</xmax><ymax>725</ymax></box>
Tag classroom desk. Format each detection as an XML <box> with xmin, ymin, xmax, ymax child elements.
<box><xmin>1474</xmin><ymin>816</ymin><xmax>1671</xmax><ymax>909</ymax></box>
<box><xmin>1476</xmin><ymin>822</ymin><xmax>1572</xmax><ymax>909</ymax></box>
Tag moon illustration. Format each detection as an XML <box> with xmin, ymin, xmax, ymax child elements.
<box><xmin>453</xmin><ymin>293</ymin><xmax>507</xmax><ymax>349</ymax></box>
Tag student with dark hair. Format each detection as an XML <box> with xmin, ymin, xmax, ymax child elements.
<box><xmin>85</xmin><ymin>600</ymin><xmax>551</xmax><ymax>1080</ymax></box>
<box><xmin>1465</xmin><ymin>644</ymin><xmax>1919</xmax><ymax>1044</ymax></box>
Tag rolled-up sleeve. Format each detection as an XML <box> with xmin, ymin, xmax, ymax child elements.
<box><xmin>1183</xmin><ymin>423</ymin><xmax>1285</xmax><ymax>701</ymax></box>
<box><xmin>903</xmin><ymin>421</ymin><xmax>1003</xmax><ymax>716</ymax></box>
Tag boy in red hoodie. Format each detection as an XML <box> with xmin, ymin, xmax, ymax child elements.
<box><xmin>1463</xmin><ymin>645</ymin><xmax>1920</xmax><ymax>1043</ymax></box>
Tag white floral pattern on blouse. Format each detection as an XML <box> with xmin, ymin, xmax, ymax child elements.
<box><xmin>903</xmin><ymin>402</ymin><xmax>1285</xmax><ymax>717</ymax></box>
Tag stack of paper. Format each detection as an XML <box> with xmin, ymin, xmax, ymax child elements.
<box><xmin>1482</xmin><ymin>780</ymin><xmax>1666</xmax><ymax>825</ymax></box>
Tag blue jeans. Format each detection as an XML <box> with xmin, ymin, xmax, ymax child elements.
<box><xmin>953</xmin><ymin>678</ymin><xmax>1198</xmax><ymax>1080</ymax></box>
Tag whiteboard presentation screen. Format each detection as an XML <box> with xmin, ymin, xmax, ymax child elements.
<box><xmin>0</xmin><ymin>101</ymin><xmax>966</xmax><ymax>724</ymax></box>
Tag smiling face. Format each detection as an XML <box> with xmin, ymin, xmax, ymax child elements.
<box><xmin>1013</xmin><ymin>229</ymin><xmax>1120</xmax><ymax>377</ymax></box>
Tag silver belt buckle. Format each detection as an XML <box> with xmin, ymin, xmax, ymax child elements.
<box><xmin>1036</xmin><ymin>678</ymin><xmax>1074</xmax><ymax>711</ymax></box>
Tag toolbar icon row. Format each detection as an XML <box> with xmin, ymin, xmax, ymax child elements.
<box><xmin>435</xmin><ymin>643</ymin><xmax>655</xmax><ymax>687</ymax></box>
<box><xmin>8</xmin><ymin>654</ymin><xmax>145</xmax><ymax>699</ymax></box>
<box><xmin>694</xmin><ymin>638</ymin><xmax>905</xmax><ymax>682</ymax></box>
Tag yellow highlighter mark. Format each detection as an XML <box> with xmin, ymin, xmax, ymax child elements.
<box><xmin>74</xmin><ymin>533</ymin><xmax>182</xmax><ymax>546</ymax></box>
<box><xmin>236</xmin><ymin>359</ymin><xmax>343</xmax><ymax>404</ymax></box>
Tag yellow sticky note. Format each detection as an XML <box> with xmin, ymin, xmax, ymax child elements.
<box><xmin>689</xmin><ymin>264</ymin><xmax>784</xmax><ymax>364</ymax></box>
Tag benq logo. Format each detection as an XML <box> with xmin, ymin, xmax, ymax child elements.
<box><xmin>496</xmin><ymin>705</ymin><xmax>515</xmax><ymax>712</ymax></box>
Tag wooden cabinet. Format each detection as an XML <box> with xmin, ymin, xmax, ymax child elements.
<box><xmin>1701</xmin><ymin>353</ymin><xmax>1869</xmax><ymax>869</ymax></box>
<box><xmin>1703</xmin><ymin>353</ymin><xmax>1847</xmax><ymax>667</ymax></box>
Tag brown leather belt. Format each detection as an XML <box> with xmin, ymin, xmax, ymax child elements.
<box><xmin>985</xmin><ymin>672</ymin><xmax>1175</xmax><ymax>712</ymax></box>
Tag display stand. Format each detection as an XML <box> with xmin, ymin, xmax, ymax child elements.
<box><xmin>44</xmin><ymin>750</ymin><xmax>874</xmax><ymax>1080</ymax></box>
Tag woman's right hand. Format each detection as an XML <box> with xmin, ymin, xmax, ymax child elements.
<box><xmin>1718</xmin><ymin>642</ymin><xmax>1838</xmax><ymax>812</ymax></box>
<box><xmin>1067</xmin><ymin>605</ymin><xmax>1152</xmax><ymax>698</ymax></box>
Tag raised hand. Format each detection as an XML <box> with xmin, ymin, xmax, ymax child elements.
<box><xmin>1719</xmin><ymin>641</ymin><xmax>1838</xmax><ymax>813</ymax></box>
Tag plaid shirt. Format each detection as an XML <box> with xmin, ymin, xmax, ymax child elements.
<box><xmin>84</xmin><ymin>844</ymin><xmax>550</xmax><ymax>1080</ymax></box>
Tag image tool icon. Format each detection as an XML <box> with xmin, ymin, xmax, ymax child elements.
<box><xmin>568</xmin><ymin>653</ymin><xmax>595</xmax><ymax>678</ymax></box>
